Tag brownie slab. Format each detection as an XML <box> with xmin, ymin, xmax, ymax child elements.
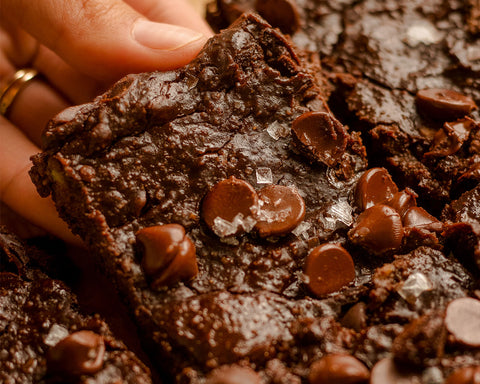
<box><xmin>0</xmin><ymin>227</ymin><xmax>152</xmax><ymax>384</ymax></box>
<box><xmin>30</xmin><ymin>11</ymin><xmax>480</xmax><ymax>384</ymax></box>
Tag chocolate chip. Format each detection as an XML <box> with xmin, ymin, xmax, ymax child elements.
<box><xmin>340</xmin><ymin>302</ymin><xmax>367</xmax><ymax>332</ymax></box>
<box><xmin>348</xmin><ymin>204</ymin><xmax>403</xmax><ymax>254</ymax></box>
<box><xmin>47</xmin><ymin>330</ymin><xmax>105</xmax><ymax>376</ymax></box>
<box><xmin>425</xmin><ymin>118</ymin><xmax>476</xmax><ymax>157</ymax></box>
<box><xmin>370</xmin><ymin>358</ymin><xmax>422</xmax><ymax>384</ymax></box>
<box><xmin>201</xmin><ymin>177</ymin><xmax>259</xmax><ymax>237</ymax></box>
<box><xmin>354</xmin><ymin>168</ymin><xmax>399</xmax><ymax>211</ymax></box>
<box><xmin>255</xmin><ymin>185</ymin><xmax>305</xmax><ymax>237</ymax></box>
<box><xmin>205</xmin><ymin>365</ymin><xmax>262</xmax><ymax>384</ymax></box>
<box><xmin>256</xmin><ymin>0</ymin><xmax>300</xmax><ymax>35</ymax></box>
<box><xmin>386</xmin><ymin>188</ymin><xmax>417</xmax><ymax>218</ymax></box>
<box><xmin>416</xmin><ymin>88</ymin><xmax>477</xmax><ymax>120</ymax></box>
<box><xmin>403</xmin><ymin>207</ymin><xmax>443</xmax><ymax>232</ymax></box>
<box><xmin>445</xmin><ymin>366</ymin><xmax>480</xmax><ymax>384</ymax></box>
<box><xmin>308</xmin><ymin>354</ymin><xmax>370</xmax><ymax>384</ymax></box>
<box><xmin>445</xmin><ymin>297</ymin><xmax>480</xmax><ymax>347</ymax></box>
<box><xmin>136</xmin><ymin>224</ymin><xmax>198</xmax><ymax>288</ymax></box>
<box><xmin>292</xmin><ymin>112</ymin><xmax>347</xmax><ymax>167</ymax></box>
<box><xmin>304</xmin><ymin>243</ymin><xmax>355</xmax><ymax>296</ymax></box>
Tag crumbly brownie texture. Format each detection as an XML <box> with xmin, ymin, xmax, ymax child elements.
<box><xmin>0</xmin><ymin>227</ymin><xmax>152</xmax><ymax>384</ymax></box>
<box><xmin>208</xmin><ymin>0</ymin><xmax>480</xmax><ymax>215</ymax></box>
<box><xmin>30</xmin><ymin>11</ymin><xmax>480</xmax><ymax>384</ymax></box>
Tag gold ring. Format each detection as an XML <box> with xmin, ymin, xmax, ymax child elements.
<box><xmin>0</xmin><ymin>68</ymin><xmax>39</xmax><ymax>117</ymax></box>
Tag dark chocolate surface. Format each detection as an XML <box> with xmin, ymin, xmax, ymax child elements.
<box><xmin>208</xmin><ymin>0</ymin><xmax>480</xmax><ymax>215</ymax></box>
<box><xmin>29</xmin><ymin>8</ymin><xmax>480</xmax><ymax>384</ymax></box>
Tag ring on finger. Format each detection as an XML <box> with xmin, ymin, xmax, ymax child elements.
<box><xmin>0</xmin><ymin>69</ymin><xmax>39</xmax><ymax>117</ymax></box>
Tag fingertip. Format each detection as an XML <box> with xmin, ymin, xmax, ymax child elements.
<box><xmin>132</xmin><ymin>19</ymin><xmax>205</xmax><ymax>51</ymax></box>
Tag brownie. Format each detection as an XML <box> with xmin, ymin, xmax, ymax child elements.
<box><xmin>0</xmin><ymin>227</ymin><xmax>152</xmax><ymax>384</ymax></box>
<box><xmin>30</xmin><ymin>11</ymin><xmax>480</xmax><ymax>384</ymax></box>
<box><xmin>208</xmin><ymin>0</ymin><xmax>480</xmax><ymax>216</ymax></box>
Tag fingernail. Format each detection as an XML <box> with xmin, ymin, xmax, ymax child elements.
<box><xmin>132</xmin><ymin>19</ymin><xmax>205</xmax><ymax>51</ymax></box>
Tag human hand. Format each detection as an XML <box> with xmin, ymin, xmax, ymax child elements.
<box><xmin>0</xmin><ymin>0</ymin><xmax>212</xmax><ymax>244</ymax></box>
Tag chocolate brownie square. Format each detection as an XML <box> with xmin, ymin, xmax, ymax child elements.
<box><xmin>30</xmin><ymin>10</ymin><xmax>480</xmax><ymax>384</ymax></box>
<box><xmin>0</xmin><ymin>227</ymin><xmax>152</xmax><ymax>384</ymax></box>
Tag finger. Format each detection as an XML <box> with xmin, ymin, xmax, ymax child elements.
<box><xmin>0</xmin><ymin>117</ymin><xmax>81</xmax><ymax>245</ymax></box>
<box><xmin>8</xmin><ymin>77</ymin><xmax>71</xmax><ymax>146</ymax></box>
<box><xmin>2</xmin><ymin>0</ymin><xmax>209</xmax><ymax>83</ymax></box>
<box><xmin>124</xmin><ymin>0</ymin><xmax>213</xmax><ymax>36</ymax></box>
<box><xmin>33</xmin><ymin>46</ymin><xmax>105</xmax><ymax>104</ymax></box>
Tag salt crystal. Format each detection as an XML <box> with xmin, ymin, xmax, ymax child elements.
<box><xmin>322</xmin><ymin>217</ymin><xmax>338</xmax><ymax>231</ymax></box>
<box><xmin>328</xmin><ymin>200</ymin><xmax>354</xmax><ymax>227</ymax></box>
<box><xmin>213</xmin><ymin>216</ymin><xmax>238</xmax><ymax>237</ymax></box>
<box><xmin>238</xmin><ymin>214</ymin><xmax>257</xmax><ymax>233</ymax></box>
<box><xmin>404</xmin><ymin>22</ymin><xmax>443</xmax><ymax>47</ymax></box>
<box><xmin>292</xmin><ymin>221</ymin><xmax>311</xmax><ymax>238</ymax></box>
<box><xmin>258</xmin><ymin>207</ymin><xmax>292</xmax><ymax>223</ymax></box>
<box><xmin>44</xmin><ymin>324</ymin><xmax>69</xmax><ymax>347</ymax></box>
<box><xmin>266</xmin><ymin>121</ymin><xmax>290</xmax><ymax>140</ymax></box>
<box><xmin>398</xmin><ymin>272</ymin><xmax>433</xmax><ymax>303</ymax></box>
<box><xmin>256</xmin><ymin>167</ymin><xmax>273</xmax><ymax>184</ymax></box>
<box><xmin>212</xmin><ymin>213</ymin><xmax>257</xmax><ymax>237</ymax></box>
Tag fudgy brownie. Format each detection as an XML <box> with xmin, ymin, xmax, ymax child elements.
<box><xmin>0</xmin><ymin>227</ymin><xmax>152</xmax><ymax>384</ymax></box>
<box><xmin>30</xmin><ymin>11</ymin><xmax>480</xmax><ymax>384</ymax></box>
<box><xmin>208</xmin><ymin>0</ymin><xmax>480</xmax><ymax>215</ymax></box>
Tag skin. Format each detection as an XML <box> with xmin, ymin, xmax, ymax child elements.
<box><xmin>0</xmin><ymin>0</ymin><xmax>212</xmax><ymax>244</ymax></box>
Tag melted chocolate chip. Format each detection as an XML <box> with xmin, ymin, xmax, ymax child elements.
<box><xmin>308</xmin><ymin>354</ymin><xmax>370</xmax><ymax>384</ymax></box>
<box><xmin>292</xmin><ymin>112</ymin><xmax>347</xmax><ymax>167</ymax></box>
<box><xmin>255</xmin><ymin>185</ymin><xmax>305</xmax><ymax>237</ymax></box>
<box><xmin>355</xmin><ymin>168</ymin><xmax>399</xmax><ymax>211</ymax></box>
<box><xmin>201</xmin><ymin>177</ymin><xmax>259</xmax><ymax>237</ymax></box>
<box><xmin>340</xmin><ymin>302</ymin><xmax>367</xmax><ymax>332</ymax></box>
<box><xmin>255</xmin><ymin>0</ymin><xmax>300</xmax><ymax>35</ymax></box>
<box><xmin>445</xmin><ymin>297</ymin><xmax>480</xmax><ymax>347</ymax></box>
<box><xmin>370</xmin><ymin>358</ymin><xmax>422</xmax><ymax>384</ymax></box>
<box><xmin>386</xmin><ymin>189</ymin><xmax>417</xmax><ymax>218</ymax></box>
<box><xmin>403</xmin><ymin>207</ymin><xmax>443</xmax><ymax>232</ymax></box>
<box><xmin>304</xmin><ymin>243</ymin><xmax>355</xmax><ymax>296</ymax></box>
<box><xmin>416</xmin><ymin>89</ymin><xmax>477</xmax><ymax>120</ymax></box>
<box><xmin>205</xmin><ymin>365</ymin><xmax>262</xmax><ymax>384</ymax></box>
<box><xmin>445</xmin><ymin>366</ymin><xmax>480</xmax><ymax>384</ymax></box>
<box><xmin>136</xmin><ymin>224</ymin><xmax>198</xmax><ymax>288</ymax></box>
<box><xmin>348</xmin><ymin>204</ymin><xmax>403</xmax><ymax>254</ymax></box>
<box><xmin>47</xmin><ymin>330</ymin><xmax>105</xmax><ymax>376</ymax></box>
<box><xmin>425</xmin><ymin>118</ymin><xmax>476</xmax><ymax>157</ymax></box>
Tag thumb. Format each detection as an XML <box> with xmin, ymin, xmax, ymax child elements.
<box><xmin>2</xmin><ymin>0</ymin><xmax>209</xmax><ymax>82</ymax></box>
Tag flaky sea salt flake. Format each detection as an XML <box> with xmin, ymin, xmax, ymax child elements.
<box><xmin>266</xmin><ymin>121</ymin><xmax>290</xmax><ymax>140</ymax></box>
<box><xmin>292</xmin><ymin>221</ymin><xmax>311</xmax><ymax>238</ymax></box>
<box><xmin>256</xmin><ymin>167</ymin><xmax>273</xmax><ymax>184</ymax></box>
<box><xmin>44</xmin><ymin>324</ymin><xmax>69</xmax><ymax>347</ymax></box>
<box><xmin>328</xmin><ymin>200</ymin><xmax>354</xmax><ymax>226</ymax></box>
<box><xmin>213</xmin><ymin>216</ymin><xmax>239</xmax><ymax>237</ymax></box>
<box><xmin>398</xmin><ymin>272</ymin><xmax>433</xmax><ymax>303</ymax></box>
